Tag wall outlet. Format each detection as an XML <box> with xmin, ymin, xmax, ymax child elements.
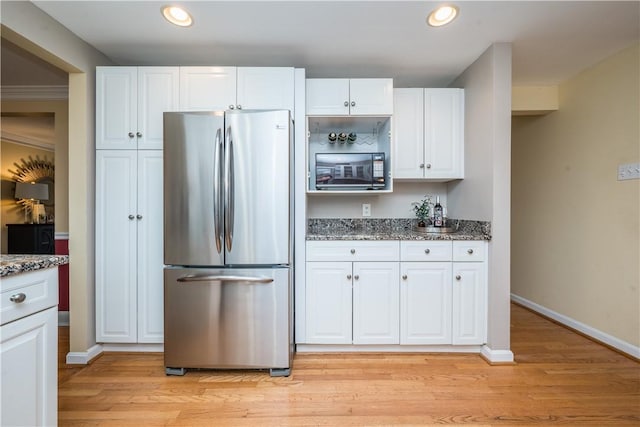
<box><xmin>362</xmin><ymin>203</ymin><xmax>371</xmax><ymax>217</ymax></box>
<box><xmin>618</xmin><ymin>162</ymin><xmax>640</xmax><ymax>181</ymax></box>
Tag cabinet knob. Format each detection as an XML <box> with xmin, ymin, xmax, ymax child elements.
<box><xmin>9</xmin><ymin>293</ymin><xmax>26</xmax><ymax>303</ymax></box>
<box><xmin>455</xmin><ymin>275</ymin><xmax>462</xmax><ymax>281</ymax></box>
<box><xmin>351</xmin><ymin>101</ymin><xmax>356</xmax><ymax>107</ymax></box>
<box><xmin>426</xmin><ymin>163</ymin><xmax>432</xmax><ymax>169</ymax></box>
<box><xmin>236</xmin><ymin>104</ymin><xmax>242</xmax><ymax>110</ymax></box>
<box><xmin>128</xmin><ymin>214</ymin><xmax>135</xmax><ymax>220</ymax></box>
<box><xmin>402</xmin><ymin>274</ymin><xmax>408</xmax><ymax>280</ymax></box>
<box><xmin>136</xmin><ymin>131</ymin><xmax>142</xmax><ymax>138</ymax></box>
<box><xmin>229</xmin><ymin>105</ymin><xmax>235</xmax><ymax>109</ymax></box>
<box><xmin>467</xmin><ymin>249</ymin><xmax>474</xmax><ymax>254</ymax></box>
<box><xmin>424</xmin><ymin>248</ymin><xmax>431</xmax><ymax>254</ymax></box>
<box><xmin>419</xmin><ymin>163</ymin><xmax>425</xmax><ymax>169</ymax></box>
<box><xmin>128</xmin><ymin>132</ymin><xmax>135</xmax><ymax>138</ymax></box>
<box><xmin>137</xmin><ymin>214</ymin><xmax>143</xmax><ymax>220</ymax></box>
<box><xmin>354</xmin><ymin>275</ymin><xmax>359</xmax><ymax>280</ymax></box>
<box><xmin>347</xmin><ymin>274</ymin><xmax>352</xmax><ymax>280</ymax></box>
<box><xmin>344</xmin><ymin>101</ymin><xmax>349</xmax><ymax>107</ymax></box>
<box><xmin>350</xmin><ymin>249</ymin><xmax>356</xmax><ymax>254</ymax></box>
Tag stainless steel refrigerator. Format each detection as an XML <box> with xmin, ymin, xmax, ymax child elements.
<box><xmin>163</xmin><ymin>109</ymin><xmax>293</xmax><ymax>377</ymax></box>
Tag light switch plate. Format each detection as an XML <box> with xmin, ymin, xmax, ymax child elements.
<box><xmin>617</xmin><ymin>162</ymin><xmax>640</xmax><ymax>181</ymax></box>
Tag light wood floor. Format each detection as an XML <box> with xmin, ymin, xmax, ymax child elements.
<box><xmin>58</xmin><ymin>304</ymin><xmax>640</xmax><ymax>426</ymax></box>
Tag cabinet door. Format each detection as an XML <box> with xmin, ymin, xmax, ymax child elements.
<box><xmin>179</xmin><ymin>66</ymin><xmax>237</xmax><ymax>111</ymax></box>
<box><xmin>400</xmin><ymin>262</ymin><xmax>452</xmax><ymax>345</ymax></box>
<box><xmin>349</xmin><ymin>78</ymin><xmax>394</xmax><ymax>115</ymax></box>
<box><xmin>136</xmin><ymin>151</ymin><xmax>164</xmax><ymax>343</ymax></box>
<box><xmin>96</xmin><ymin>67</ymin><xmax>137</xmax><ymax>149</ymax></box>
<box><xmin>305</xmin><ymin>262</ymin><xmax>352</xmax><ymax>344</ymax></box>
<box><xmin>353</xmin><ymin>262</ymin><xmax>399</xmax><ymax>344</ymax></box>
<box><xmin>423</xmin><ymin>88</ymin><xmax>464</xmax><ymax>179</ymax></box>
<box><xmin>236</xmin><ymin>67</ymin><xmax>294</xmax><ymax>112</ymax></box>
<box><xmin>96</xmin><ymin>150</ymin><xmax>137</xmax><ymax>343</ymax></box>
<box><xmin>1</xmin><ymin>307</ymin><xmax>57</xmax><ymax>427</ymax></box>
<box><xmin>452</xmin><ymin>262</ymin><xmax>487</xmax><ymax>345</ymax></box>
<box><xmin>137</xmin><ymin>67</ymin><xmax>179</xmax><ymax>149</ymax></box>
<box><xmin>306</xmin><ymin>78</ymin><xmax>350</xmax><ymax>115</ymax></box>
<box><xmin>393</xmin><ymin>88</ymin><xmax>425</xmax><ymax>178</ymax></box>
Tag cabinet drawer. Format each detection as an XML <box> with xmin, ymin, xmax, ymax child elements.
<box><xmin>1</xmin><ymin>268</ymin><xmax>58</xmax><ymax>326</ymax></box>
<box><xmin>453</xmin><ymin>241</ymin><xmax>486</xmax><ymax>262</ymax></box>
<box><xmin>400</xmin><ymin>241</ymin><xmax>452</xmax><ymax>262</ymax></box>
<box><xmin>307</xmin><ymin>241</ymin><xmax>399</xmax><ymax>262</ymax></box>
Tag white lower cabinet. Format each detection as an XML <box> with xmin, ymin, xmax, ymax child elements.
<box><xmin>305</xmin><ymin>241</ymin><xmax>400</xmax><ymax>345</ymax></box>
<box><xmin>305</xmin><ymin>261</ymin><xmax>353</xmax><ymax>344</ymax></box>
<box><xmin>353</xmin><ymin>262</ymin><xmax>399</xmax><ymax>344</ymax></box>
<box><xmin>400</xmin><ymin>261</ymin><xmax>452</xmax><ymax>344</ymax></box>
<box><xmin>1</xmin><ymin>268</ymin><xmax>59</xmax><ymax>427</ymax></box>
<box><xmin>96</xmin><ymin>149</ymin><xmax>164</xmax><ymax>344</ymax></box>
<box><xmin>305</xmin><ymin>239</ymin><xmax>487</xmax><ymax>349</ymax></box>
<box><xmin>452</xmin><ymin>261</ymin><xmax>487</xmax><ymax>345</ymax></box>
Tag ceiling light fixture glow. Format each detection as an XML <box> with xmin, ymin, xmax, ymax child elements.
<box><xmin>162</xmin><ymin>5</ymin><xmax>193</xmax><ymax>27</ymax></box>
<box><xmin>427</xmin><ymin>5</ymin><xmax>459</xmax><ymax>27</ymax></box>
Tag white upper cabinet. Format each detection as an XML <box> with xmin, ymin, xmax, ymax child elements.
<box><xmin>179</xmin><ymin>66</ymin><xmax>295</xmax><ymax>112</ymax></box>
<box><xmin>236</xmin><ymin>67</ymin><xmax>295</xmax><ymax>112</ymax></box>
<box><xmin>179</xmin><ymin>66</ymin><xmax>237</xmax><ymax>111</ymax></box>
<box><xmin>306</xmin><ymin>78</ymin><xmax>393</xmax><ymax>116</ymax></box>
<box><xmin>96</xmin><ymin>67</ymin><xmax>179</xmax><ymax>150</ymax></box>
<box><xmin>393</xmin><ymin>88</ymin><xmax>464</xmax><ymax>180</ymax></box>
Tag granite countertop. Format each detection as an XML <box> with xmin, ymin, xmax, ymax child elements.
<box><xmin>306</xmin><ymin>218</ymin><xmax>491</xmax><ymax>241</ymax></box>
<box><xmin>0</xmin><ymin>255</ymin><xmax>69</xmax><ymax>278</ymax></box>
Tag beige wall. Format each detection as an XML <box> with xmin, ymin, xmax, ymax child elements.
<box><xmin>449</xmin><ymin>43</ymin><xmax>513</xmax><ymax>356</ymax></box>
<box><xmin>512</xmin><ymin>43</ymin><xmax>640</xmax><ymax>348</ymax></box>
<box><xmin>1</xmin><ymin>99</ymin><xmax>69</xmax><ymax>235</ymax></box>
<box><xmin>2</xmin><ymin>1</ymin><xmax>113</xmax><ymax>355</ymax></box>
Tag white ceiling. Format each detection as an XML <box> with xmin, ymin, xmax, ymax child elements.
<box><xmin>23</xmin><ymin>1</ymin><xmax>638</xmax><ymax>88</ymax></box>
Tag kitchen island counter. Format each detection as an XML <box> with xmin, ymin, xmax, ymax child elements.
<box><xmin>0</xmin><ymin>254</ymin><xmax>69</xmax><ymax>277</ymax></box>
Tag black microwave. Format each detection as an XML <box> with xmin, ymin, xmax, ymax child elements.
<box><xmin>315</xmin><ymin>152</ymin><xmax>386</xmax><ymax>190</ymax></box>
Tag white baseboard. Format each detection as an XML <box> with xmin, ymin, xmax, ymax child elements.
<box><xmin>296</xmin><ymin>344</ymin><xmax>483</xmax><ymax>353</ymax></box>
<box><xmin>101</xmin><ymin>343</ymin><xmax>164</xmax><ymax>352</ymax></box>
<box><xmin>66</xmin><ymin>344</ymin><xmax>103</xmax><ymax>365</ymax></box>
<box><xmin>511</xmin><ymin>293</ymin><xmax>640</xmax><ymax>359</ymax></box>
<box><xmin>58</xmin><ymin>311</ymin><xmax>69</xmax><ymax>326</ymax></box>
<box><xmin>480</xmin><ymin>345</ymin><xmax>514</xmax><ymax>363</ymax></box>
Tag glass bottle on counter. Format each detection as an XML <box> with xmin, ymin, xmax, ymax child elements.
<box><xmin>434</xmin><ymin>196</ymin><xmax>444</xmax><ymax>227</ymax></box>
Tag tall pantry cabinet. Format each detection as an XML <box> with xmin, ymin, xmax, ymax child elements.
<box><xmin>95</xmin><ymin>67</ymin><xmax>176</xmax><ymax>344</ymax></box>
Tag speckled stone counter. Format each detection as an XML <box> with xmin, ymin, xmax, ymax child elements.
<box><xmin>307</xmin><ymin>218</ymin><xmax>491</xmax><ymax>241</ymax></box>
<box><xmin>0</xmin><ymin>255</ymin><xmax>69</xmax><ymax>277</ymax></box>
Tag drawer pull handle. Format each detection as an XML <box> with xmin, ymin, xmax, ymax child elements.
<box><xmin>467</xmin><ymin>249</ymin><xmax>474</xmax><ymax>254</ymax></box>
<box><xmin>347</xmin><ymin>274</ymin><xmax>352</xmax><ymax>280</ymax></box>
<box><xmin>455</xmin><ymin>275</ymin><xmax>461</xmax><ymax>281</ymax></box>
<box><xmin>354</xmin><ymin>275</ymin><xmax>359</xmax><ymax>280</ymax></box>
<box><xmin>402</xmin><ymin>274</ymin><xmax>408</xmax><ymax>280</ymax></box>
<box><xmin>350</xmin><ymin>249</ymin><xmax>356</xmax><ymax>254</ymax></box>
<box><xmin>424</xmin><ymin>248</ymin><xmax>431</xmax><ymax>254</ymax></box>
<box><xmin>10</xmin><ymin>293</ymin><xmax>26</xmax><ymax>303</ymax></box>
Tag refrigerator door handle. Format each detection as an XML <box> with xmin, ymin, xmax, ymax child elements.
<box><xmin>224</xmin><ymin>125</ymin><xmax>235</xmax><ymax>252</ymax></box>
<box><xmin>213</xmin><ymin>128</ymin><xmax>223</xmax><ymax>254</ymax></box>
<box><xmin>177</xmin><ymin>275</ymin><xmax>274</xmax><ymax>284</ymax></box>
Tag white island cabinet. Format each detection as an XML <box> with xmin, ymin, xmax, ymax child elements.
<box><xmin>1</xmin><ymin>267</ymin><xmax>59</xmax><ymax>427</ymax></box>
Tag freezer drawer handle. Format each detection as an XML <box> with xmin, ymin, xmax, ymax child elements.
<box><xmin>177</xmin><ymin>275</ymin><xmax>274</xmax><ymax>284</ymax></box>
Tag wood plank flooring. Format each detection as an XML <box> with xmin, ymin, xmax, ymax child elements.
<box><xmin>58</xmin><ymin>304</ymin><xmax>640</xmax><ymax>426</ymax></box>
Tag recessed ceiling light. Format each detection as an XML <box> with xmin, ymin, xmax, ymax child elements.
<box><xmin>162</xmin><ymin>5</ymin><xmax>193</xmax><ymax>27</ymax></box>
<box><xmin>427</xmin><ymin>5</ymin><xmax>459</xmax><ymax>27</ymax></box>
